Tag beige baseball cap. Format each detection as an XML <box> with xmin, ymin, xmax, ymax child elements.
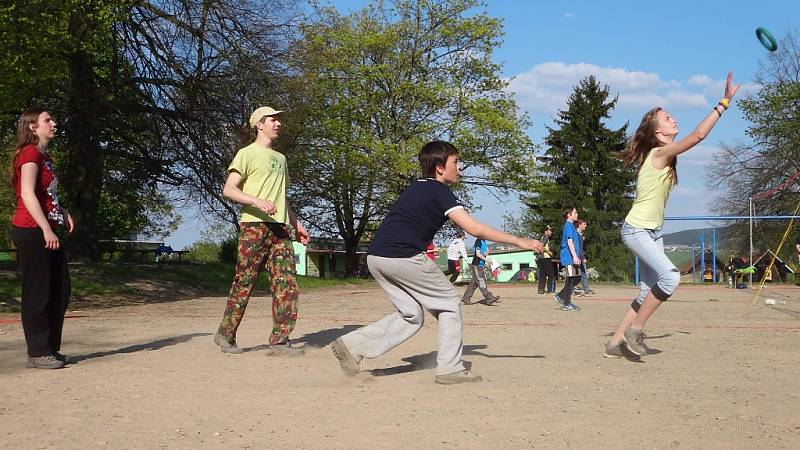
<box><xmin>249</xmin><ymin>106</ymin><xmax>285</xmax><ymax>128</ymax></box>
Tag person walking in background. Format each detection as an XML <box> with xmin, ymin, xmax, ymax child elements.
<box><xmin>10</xmin><ymin>107</ymin><xmax>74</xmax><ymax>369</ymax></box>
<box><xmin>443</xmin><ymin>231</ymin><xmax>468</xmax><ymax>283</ymax></box>
<box><xmin>461</xmin><ymin>237</ymin><xmax>499</xmax><ymax>305</ymax></box>
<box><xmin>574</xmin><ymin>219</ymin><xmax>596</xmax><ymax>296</ymax></box>
<box><xmin>555</xmin><ymin>207</ymin><xmax>582</xmax><ymax>311</ymax></box>
<box><xmin>535</xmin><ymin>225</ymin><xmax>555</xmax><ymax>295</ymax></box>
<box><xmin>605</xmin><ymin>73</ymin><xmax>740</xmax><ymax>358</ymax></box>
<box><xmin>214</xmin><ymin>106</ymin><xmax>310</xmax><ymax>357</ymax></box>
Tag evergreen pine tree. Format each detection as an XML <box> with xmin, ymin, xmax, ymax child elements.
<box><xmin>520</xmin><ymin>76</ymin><xmax>635</xmax><ymax>281</ymax></box>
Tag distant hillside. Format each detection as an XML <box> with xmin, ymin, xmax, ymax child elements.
<box><xmin>663</xmin><ymin>227</ymin><xmax>734</xmax><ymax>246</ymax></box>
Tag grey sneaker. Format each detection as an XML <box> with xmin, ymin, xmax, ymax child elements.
<box><xmin>331</xmin><ymin>338</ymin><xmax>360</xmax><ymax>376</ymax></box>
<box><xmin>26</xmin><ymin>354</ymin><xmax>65</xmax><ymax>369</ymax></box>
<box><xmin>560</xmin><ymin>303</ymin><xmax>577</xmax><ymax>311</ymax></box>
<box><xmin>623</xmin><ymin>326</ymin><xmax>647</xmax><ymax>356</ymax></box>
<box><xmin>604</xmin><ymin>341</ymin><xmax>625</xmax><ymax>358</ymax></box>
<box><xmin>435</xmin><ymin>369</ymin><xmax>483</xmax><ymax>385</ymax></box>
<box><xmin>554</xmin><ymin>294</ymin><xmax>564</xmax><ymax>306</ymax></box>
<box><xmin>570</xmin><ymin>302</ymin><xmax>581</xmax><ymax>311</ymax></box>
<box><xmin>267</xmin><ymin>342</ymin><xmax>305</xmax><ymax>357</ymax></box>
<box><xmin>214</xmin><ymin>332</ymin><xmax>243</xmax><ymax>354</ymax></box>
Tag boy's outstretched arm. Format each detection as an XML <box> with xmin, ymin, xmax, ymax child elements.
<box><xmin>448</xmin><ymin>209</ymin><xmax>542</xmax><ymax>252</ymax></box>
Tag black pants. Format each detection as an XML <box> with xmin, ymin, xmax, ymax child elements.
<box><xmin>558</xmin><ymin>275</ymin><xmax>580</xmax><ymax>305</ymax></box>
<box><xmin>443</xmin><ymin>259</ymin><xmax>460</xmax><ymax>283</ymax></box>
<box><xmin>11</xmin><ymin>226</ymin><xmax>71</xmax><ymax>357</ymax></box>
<box><xmin>537</xmin><ymin>258</ymin><xmax>555</xmax><ymax>293</ymax></box>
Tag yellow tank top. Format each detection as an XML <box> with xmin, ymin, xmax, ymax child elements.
<box><xmin>625</xmin><ymin>148</ymin><xmax>673</xmax><ymax>230</ymax></box>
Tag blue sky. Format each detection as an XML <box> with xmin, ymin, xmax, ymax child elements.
<box><xmin>166</xmin><ymin>0</ymin><xmax>799</xmax><ymax>248</ymax></box>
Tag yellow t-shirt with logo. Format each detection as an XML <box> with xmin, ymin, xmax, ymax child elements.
<box><xmin>228</xmin><ymin>142</ymin><xmax>289</xmax><ymax>224</ymax></box>
<box><xmin>625</xmin><ymin>148</ymin><xmax>674</xmax><ymax>230</ymax></box>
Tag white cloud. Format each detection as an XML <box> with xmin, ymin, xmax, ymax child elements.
<box><xmin>506</xmin><ymin>62</ymin><xmax>750</xmax><ymax>117</ymax></box>
<box><xmin>688</xmin><ymin>74</ymin><xmax>714</xmax><ymax>86</ymax></box>
<box><xmin>563</xmin><ymin>12</ymin><xmax>575</xmax><ymax>19</ymax></box>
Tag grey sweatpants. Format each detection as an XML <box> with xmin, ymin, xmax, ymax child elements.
<box><xmin>340</xmin><ymin>254</ymin><xmax>466</xmax><ymax>376</ymax></box>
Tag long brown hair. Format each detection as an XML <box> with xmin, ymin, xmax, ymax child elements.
<box><xmin>621</xmin><ymin>107</ymin><xmax>677</xmax><ymax>185</ymax></box>
<box><xmin>9</xmin><ymin>107</ymin><xmax>47</xmax><ymax>186</ymax></box>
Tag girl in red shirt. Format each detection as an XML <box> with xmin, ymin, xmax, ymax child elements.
<box><xmin>9</xmin><ymin>107</ymin><xmax>74</xmax><ymax>369</ymax></box>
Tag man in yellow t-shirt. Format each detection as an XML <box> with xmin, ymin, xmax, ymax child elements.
<box><xmin>214</xmin><ymin>106</ymin><xmax>310</xmax><ymax>357</ymax></box>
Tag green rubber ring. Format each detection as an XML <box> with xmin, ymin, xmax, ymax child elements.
<box><xmin>756</xmin><ymin>27</ymin><xmax>777</xmax><ymax>52</ymax></box>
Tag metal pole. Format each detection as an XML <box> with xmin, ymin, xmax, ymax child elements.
<box><xmin>749</xmin><ymin>197</ymin><xmax>754</xmax><ymax>287</ymax></box>
<box><xmin>712</xmin><ymin>228</ymin><xmax>717</xmax><ymax>283</ymax></box>
<box><xmin>634</xmin><ymin>256</ymin><xmax>639</xmax><ymax>286</ymax></box>
<box><xmin>701</xmin><ymin>234</ymin><xmax>706</xmax><ymax>284</ymax></box>
<box><xmin>691</xmin><ymin>244</ymin><xmax>696</xmax><ymax>284</ymax></box>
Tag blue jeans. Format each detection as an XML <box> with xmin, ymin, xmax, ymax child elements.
<box><xmin>621</xmin><ymin>222</ymin><xmax>680</xmax><ymax>305</ymax></box>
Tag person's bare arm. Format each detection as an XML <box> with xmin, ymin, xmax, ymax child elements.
<box><xmin>19</xmin><ymin>163</ymin><xmax>59</xmax><ymax>249</ymax></box>
<box><xmin>222</xmin><ymin>171</ymin><xmax>277</xmax><ymax>216</ymax></box>
<box><xmin>653</xmin><ymin>72</ymin><xmax>740</xmax><ymax>165</ymax></box>
<box><xmin>448</xmin><ymin>209</ymin><xmax>542</xmax><ymax>252</ymax></box>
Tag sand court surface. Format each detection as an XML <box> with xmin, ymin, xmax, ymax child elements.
<box><xmin>1</xmin><ymin>283</ymin><xmax>799</xmax><ymax>449</ymax></box>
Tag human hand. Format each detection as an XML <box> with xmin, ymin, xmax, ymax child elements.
<box><xmin>43</xmin><ymin>229</ymin><xmax>60</xmax><ymax>250</ymax></box>
<box><xmin>66</xmin><ymin>211</ymin><xmax>75</xmax><ymax>234</ymax></box>
<box><xmin>517</xmin><ymin>238</ymin><xmax>543</xmax><ymax>252</ymax></box>
<box><xmin>252</xmin><ymin>199</ymin><xmax>277</xmax><ymax>216</ymax></box>
<box><xmin>295</xmin><ymin>222</ymin><xmax>310</xmax><ymax>245</ymax></box>
<box><xmin>724</xmin><ymin>72</ymin><xmax>741</xmax><ymax>101</ymax></box>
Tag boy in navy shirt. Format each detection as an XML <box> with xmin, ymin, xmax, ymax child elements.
<box><xmin>330</xmin><ymin>141</ymin><xmax>542</xmax><ymax>384</ymax></box>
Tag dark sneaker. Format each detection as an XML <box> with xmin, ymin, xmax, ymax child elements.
<box><xmin>435</xmin><ymin>369</ymin><xmax>483</xmax><ymax>385</ymax></box>
<box><xmin>537</xmin><ymin>291</ymin><xmax>545</xmax><ymax>294</ymax></box>
<box><xmin>585</xmin><ymin>290</ymin><xmax>597</xmax><ymax>296</ymax></box>
<box><xmin>461</xmin><ymin>298</ymin><xmax>473</xmax><ymax>305</ymax></box>
<box><xmin>214</xmin><ymin>332</ymin><xmax>243</xmax><ymax>354</ymax></box>
<box><xmin>26</xmin><ymin>354</ymin><xmax>65</xmax><ymax>369</ymax></box>
<box><xmin>604</xmin><ymin>341</ymin><xmax>625</xmax><ymax>358</ymax></box>
<box><xmin>560</xmin><ymin>303</ymin><xmax>577</xmax><ymax>311</ymax></box>
<box><xmin>570</xmin><ymin>302</ymin><xmax>581</xmax><ymax>311</ymax></box>
<box><xmin>331</xmin><ymin>338</ymin><xmax>360</xmax><ymax>376</ymax></box>
<box><xmin>623</xmin><ymin>326</ymin><xmax>647</xmax><ymax>356</ymax></box>
<box><xmin>479</xmin><ymin>295</ymin><xmax>500</xmax><ymax>306</ymax></box>
<box><xmin>267</xmin><ymin>342</ymin><xmax>305</xmax><ymax>357</ymax></box>
<box><xmin>554</xmin><ymin>294</ymin><xmax>564</xmax><ymax>306</ymax></box>
<box><xmin>53</xmin><ymin>351</ymin><xmax>71</xmax><ymax>364</ymax></box>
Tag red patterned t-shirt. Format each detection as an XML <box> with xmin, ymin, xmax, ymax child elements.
<box><xmin>11</xmin><ymin>145</ymin><xmax>65</xmax><ymax>228</ymax></box>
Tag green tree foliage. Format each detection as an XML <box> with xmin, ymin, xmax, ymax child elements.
<box><xmin>0</xmin><ymin>1</ymin><xmax>296</xmax><ymax>257</ymax></box>
<box><xmin>517</xmin><ymin>76</ymin><xmax>634</xmax><ymax>281</ymax></box>
<box><xmin>710</xmin><ymin>31</ymin><xmax>800</xmax><ymax>262</ymax></box>
<box><xmin>288</xmin><ymin>0</ymin><xmax>534</xmax><ymax>275</ymax></box>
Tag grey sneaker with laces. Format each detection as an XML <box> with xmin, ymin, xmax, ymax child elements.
<box><xmin>267</xmin><ymin>342</ymin><xmax>305</xmax><ymax>357</ymax></box>
<box><xmin>435</xmin><ymin>369</ymin><xmax>483</xmax><ymax>385</ymax></box>
<box><xmin>623</xmin><ymin>326</ymin><xmax>647</xmax><ymax>356</ymax></box>
<box><xmin>214</xmin><ymin>332</ymin><xmax>243</xmax><ymax>354</ymax></box>
<box><xmin>331</xmin><ymin>338</ymin><xmax>360</xmax><ymax>376</ymax></box>
<box><xmin>26</xmin><ymin>354</ymin><xmax>65</xmax><ymax>369</ymax></box>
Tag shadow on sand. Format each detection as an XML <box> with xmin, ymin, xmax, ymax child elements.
<box><xmin>369</xmin><ymin>344</ymin><xmax>545</xmax><ymax>377</ymax></box>
<box><xmin>70</xmin><ymin>332</ymin><xmax>212</xmax><ymax>363</ymax></box>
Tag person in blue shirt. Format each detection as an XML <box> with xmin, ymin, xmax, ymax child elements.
<box><xmin>461</xmin><ymin>237</ymin><xmax>498</xmax><ymax>305</ymax></box>
<box><xmin>329</xmin><ymin>141</ymin><xmax>542</xmax><ymax>385</ymax></box>
<box><xmin>555</xmin><ymin>207</ymin><xmax>582</xmax><ymax>311</ymax></box>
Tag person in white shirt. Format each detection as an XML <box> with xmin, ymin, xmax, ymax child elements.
<box><xmin>443</xmin><ymin>231</ymin><xmax>468</xmax><ymax>283</ymax></box>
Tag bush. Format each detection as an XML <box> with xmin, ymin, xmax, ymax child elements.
<box><xmin>185</xmin><ymin>241</ymin><xmax>222</xmax><ymax>264</ymax></box>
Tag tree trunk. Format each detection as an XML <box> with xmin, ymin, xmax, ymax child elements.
<box><xmin>63</xmin><ymin>46</ymin><xmax>102</xmax><ymax>261</ymax></box>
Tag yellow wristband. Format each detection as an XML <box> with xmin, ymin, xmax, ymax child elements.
<box><xmin>719</xmin><ymin>98</ymin><xmax>730</xmax><ymax>109</ymax></box>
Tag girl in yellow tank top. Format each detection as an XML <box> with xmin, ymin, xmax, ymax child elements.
<box><xmin>604</xmin><ymin>73</ymin><xmax>741</xmax><ymax>359</ymax></box>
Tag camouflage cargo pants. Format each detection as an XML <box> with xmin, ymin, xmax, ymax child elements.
<box><xmin>217</xmin><ymin>222</ymin><xmax>299</xmax><ymax>345</ymax></box>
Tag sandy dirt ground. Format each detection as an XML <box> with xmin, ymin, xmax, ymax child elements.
<box><xmin>1</xmin><ymin>282</ymin><xmax>799</xmax><ymax>449</ymax></box>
